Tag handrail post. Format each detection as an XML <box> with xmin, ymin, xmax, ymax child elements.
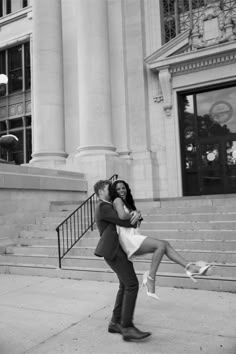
<box><xmin>56</xmin><ymin>227</ymin><xmax>62</xmax><ymax>269</ymax></box>
<box><xmin>90</xmin><ymin>196</ymin><xmax>94</xmax><ymax>231</ymax></box>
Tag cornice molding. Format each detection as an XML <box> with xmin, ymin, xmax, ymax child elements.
<box><xmin>170</xmin><ymin>50</ymin><xmax>236</xmax><ymax>75</ymax></box>
<box><xmin>146</xmin><ymin>40</ymin><xmax>236</xmax><ymax>72</ymax></box>
<box><xmin>0</xmin><ymin>7</ymin><xmax>32</xmax><ymax>28</ymax></box>
<box><xmin>0</xmin><ymin>33</ymin><xmax>31</xmax><ymax>50</ymax></box>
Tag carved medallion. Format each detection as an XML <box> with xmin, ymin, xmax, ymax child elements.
<box><xmin>209</xmin><ymin>100</ymin><xmax>233</xmax><ymax>124</ymax></box>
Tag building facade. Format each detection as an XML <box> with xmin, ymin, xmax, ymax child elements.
<box><xmin>0</xmin><ymin>0</ymin><xmax>236</xmax><ymax>199</ymax></box>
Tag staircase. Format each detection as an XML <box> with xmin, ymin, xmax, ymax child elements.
<box><xmin>0</xmin><ymin>196</ymin><xmax>236</xmax><ymax>292</ymax></box>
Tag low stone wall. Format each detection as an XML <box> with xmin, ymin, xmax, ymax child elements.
<box><xmin>0</xmin><ymin>164</ymin><xmax>88</xmax><ymax>245</ymax></box>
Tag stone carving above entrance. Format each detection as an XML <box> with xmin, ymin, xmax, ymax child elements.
<box><xmin>191</xmin><ymin>0</ymin><xmax>236</xmax><ymax>49</ymax></box>
<box><xmin>145</xmin><ymin>1</ymin><xmax>236</xmax><ymax>118</ymax></box>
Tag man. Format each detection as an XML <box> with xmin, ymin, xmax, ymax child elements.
<box><xmin>93</xmin><ymin>179</ymin><xmax>151</xmax><ymax>341</ymax></box>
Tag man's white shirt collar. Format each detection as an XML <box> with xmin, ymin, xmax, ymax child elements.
<box><xmin>99</xmin><ymin>198</ymin><xmax>112</xmax><ymax>205</ymax></box>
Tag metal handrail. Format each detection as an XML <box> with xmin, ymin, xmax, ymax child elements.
<box><xmin>56</xmin><ymin>174</ymin><xmax>118</xmax><ymax>268</ymax></box>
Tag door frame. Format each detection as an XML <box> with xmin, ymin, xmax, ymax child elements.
<box><xmin>178</xmin><ymin>81</ymin><xmax>236</xmax><ymax>196</ymax></box>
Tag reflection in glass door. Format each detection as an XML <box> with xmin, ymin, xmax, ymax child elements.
<box><xmin>225</xmin><ymin>140</ymin><xmax>236</xmax><ymax>193</ymax></box>
<box><xmin>199</xmin><ymin>142</ymin><xmax>223</xmax><ymax>195</ymax></box>
<box><xmin>179</xmin><ymin>83</ymin><xmax>236</xmax><ymax>196</ymax></box>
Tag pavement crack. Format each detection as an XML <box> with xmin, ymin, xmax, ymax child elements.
<box><xmin>21</xmin><ymin>305</ymin><xmax>111</xmax><ymax>354</ymax></box>
<box><xmin>22</xmin><ymin>321</ymin><xmax>79</xmax><ymax>354</ymax></box>
<box><xmin>148</xmin><ymin>324</ymin><xmax>236</xmax><ymax>339</ymax></box>
<box><xmin>0</xmin><ymin>278</ymin><xmax>48</xmax><ymax>297</ymax></box>
<box><xmin>0</xmin><ymin>303</ymin><xmax>78</xmax><ymax>317</ymax></box>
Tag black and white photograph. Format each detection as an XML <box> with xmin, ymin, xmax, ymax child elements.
<box><xmin>0</xmin><ymin>0</ymin><xmax>235</xmax><ymax>353</ymax></box>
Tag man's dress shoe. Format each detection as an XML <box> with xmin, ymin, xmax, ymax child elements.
<box><xmin>108</xmin><ymin>321</ymin><xmax>122</xmax><ymax>334</ymax></box>
<box><xmin>121</xmin><ymin>326</ymin><xmax>151</xmax><ymax>341</ymax></box>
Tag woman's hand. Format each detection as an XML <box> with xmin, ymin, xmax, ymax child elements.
<box><xmin>130</xmin><ymin>210</ymin><xmax>142</xmax><ymax>225</ymax></box>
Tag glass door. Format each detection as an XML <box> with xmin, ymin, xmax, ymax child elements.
<box><xmin>179</xmin><ymin>83</ymin><xmax>236</xmax><ymax>196</ymax></box>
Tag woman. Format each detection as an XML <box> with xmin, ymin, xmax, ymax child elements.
<box><xmin>110</xmin><ymin>179</ymin><xmax>212</xmax><ymax>300</ymax></box>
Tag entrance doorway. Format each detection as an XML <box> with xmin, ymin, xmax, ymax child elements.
<box><xmin>179</xmin><ymin>83</ymin><xmax>236</xmax><ymax>196</ymax></box>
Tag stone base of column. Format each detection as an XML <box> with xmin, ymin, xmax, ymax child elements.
<box><xmin>77</xmin><ymin>145</ymin><xmax>117</xmax><ymax>156</ymax></box>
<box><xmin>130</xmin><ymin>151</ymin><xmax>160</xmax><ymax>199</ymax></box>
<box><xmin>72</xmin><ymin>152</ymin><xmax>131</xmax><ymax>194</ymax></box>
<box><xmin>29</xmin><ymin>152</ymin><xmax>68</xmax><ymax>169</ymax></box>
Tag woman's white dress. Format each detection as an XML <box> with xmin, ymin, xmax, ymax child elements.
<box><xmin>117</xmin><ymin>205</ymin><xmax>147</xmax><ymax>260</ymax></box>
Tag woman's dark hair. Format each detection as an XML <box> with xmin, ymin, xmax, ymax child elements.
<box><xmin>110</xmin><ymin>179</ymin><xmax>136</xmax><ymax>211</ymax></box>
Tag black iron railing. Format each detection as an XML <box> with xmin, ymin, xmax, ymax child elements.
<box><xmin>56</xmin><ymin>174</ymin><xmax>118</xmax><ymax>268</ymax></box>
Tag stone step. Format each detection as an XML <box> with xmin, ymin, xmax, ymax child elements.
<box><xmin>36</xmin><ymin>207</ymin><xmax>236</xmax><ymax>219</ymax></box>
<box><xmin>142</xmin><ymin>205</ymin><xmax>236</xmax><ymax>215</ymax></box>
<box><xmin>143</xmin><ymin>213</ymin><xmax>236</xmax><ymax>222</ymax></box>
<box><xmin>49</xmin><ymin>197</ymin><xmax>236</xmax><ymax>214</ymax></box>
<box><xmin>19</xmin><ymin>229</ymin><xmax>236</xmax><ymax>241</ymax></box>
<box><xmin>0</xmin><ymin>254</ymin><xmax>59</xmax><ymax>266</ymax></box>
<box><xmin>3</xmin><ymin>247</ymin><xmax>236</xmax><ymax>263</ymax></box>
<box><xmin>0</xmin><ymin>225</ymin><xmax>22</xmax><ymax>239</ymax></box>
<box><xmin>35</xmin><ymin>215</ymin><xmax>91</xmax><ymax>226</ymax></box>
<box><xmin>36</xmin><ymin>216</ymin><xmax>70</xmax><ymax>224</ymax></box>
<box><xmin>142</xmin><ymin>230</ymin><xmax>236</xmax><ymax>240</ymax></box>
<box><xmin>158</xmin><ymin>196</ymin><xmax>236</xmax><ymax>208</ymax></box>
<box><xmin>40</xmin><ymin>206</ymin><xmax>236</xmax><ymax>218</ymax></box>
<box><xmin>24</xmin><ymin>220</ymin><xmax>236</xmax><ymax>232</ymax></box>
<box><xmin>25</xmin><ymin>223</ymin><xmax>90</xmax><ymax>232</ymax></box>
<box><xmin>17</xmin><ymin>237</ymin><xmax>58</xmax><ymax>246</ymax></box>
<box><xmin>0</xmin><ymin>213</ymin><xmax>35</xmax><ymax>225</ymax></box>
<box><xmin>0</xmin><ymin>263</ymin><xmax>235</xmax><ymax>292</ymax></box>
<box><xmin>19</xmin><ymin>230</ymin><xmax>58</xmax><ymax>238</ymax></box>
<box><xmin>74</xmin><ymin>238</ymin><xmax>236</xmax><ymax>251</ymax></box>
<box><xmin>50</xmin><ymin>201</ymin><xmax>84</xmax><ymax>212</ymax></box>
<box><xmin>140</xmin><ymin>221</ymin><xmax>236</xmax><ymax>230</ymax></box>
<box><xmin>16</xmin><ymin>237</ymin><xmax>236</xmax><ymax>251</ymax></box>
<box><xmin>60</xmin><ymin>257</ymin><xmax>235</xmax><ymax>278</ymax></box>
<box><xmin>39</xmin><ymin>211</ymin><xmax>73</xmax><ymax>218</ymax></box>
<box><xmin>19</xmin><ymin>229</ymin><xmax>96</xmax><ymax>239</ymax></box>
<box><xmin>7</xmin><ymin>240</ymin><xmax>236</xmax><ymax>256</ymax></box>
<box><xmin>71</xmin><ymin>247</ymin><xmax>236</xmax><ymax>262</ymax></box>
<box><xmin>0</xmin><ymin>237</ymin><xmax>13</xmax><ymax>254</ymax></box>
<box><xmin>1</xmin><ymin>254</ymin><xmax>235</xmax><ymax>278</ymax></box>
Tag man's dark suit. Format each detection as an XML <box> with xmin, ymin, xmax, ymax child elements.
<box><xmin>95</xmin><ymin>199</ymin><xmax>139</xmax><ymax>328</ymax></box>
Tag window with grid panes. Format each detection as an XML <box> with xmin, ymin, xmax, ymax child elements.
<box><xmin>0</xmin><ymin>42</ymin><xmax>31</xmax><ymax>94</ymax></box>
<box><xmin>0</xmin><ymin>0</ymin><xmax>28</xmax><ymax>17</ymax></box>
<box><xmin>0</xmin><ymin>117</ymin><xmax>32</xmax><ymax>164</ymax></box>
<box><xmin>161</xmin><ymin>0</ymin><xmax>236</xmax><ymax>44</ymax></box>
<box><xmin>0</xmin><ymin>41</ymin><xmax>31</xmax><ymax>164</ymax></box>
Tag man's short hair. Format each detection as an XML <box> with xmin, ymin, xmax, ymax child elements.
<box><xmin>93</xmin><ymin>179</ymin><xmax>111</xmax><ymax>196</ymax></box>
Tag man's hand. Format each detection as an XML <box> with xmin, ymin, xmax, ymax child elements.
<box><xmin>130</xmin><ymin>210</ymin><xmax>142</xmax><ymax>225</ymax></box>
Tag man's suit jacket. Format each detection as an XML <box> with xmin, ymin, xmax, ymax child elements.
<box><xmin>94</xmin><ymin>200</ymin><xmax>134</xmax><ymax>260</ymax></box>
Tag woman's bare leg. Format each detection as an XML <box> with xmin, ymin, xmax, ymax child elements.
<box><xmin>164</xmin><ymin>241</ymin><xmax>188</xmax><ymax>268</ymax></box>
<box><xmin>136</xmin><ymin>237</ymin><xmax>193</xmax><ymax>270</ymax></box>
<box><xmin>134</xmin><ymin>237</ymin><xmax>197</xmax><ymax>293</ymax></box>
<box><xmin>135</xmin><ymin>238</ymin><xmax>166</xmax><ymax>279</ymax></box>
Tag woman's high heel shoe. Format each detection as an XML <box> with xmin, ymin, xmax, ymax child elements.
<box><xmin>142</xmin><ymin>271</ymin><xmax>160</xmax><ymax>300</ymax></box>
<box><xmin>185</xmin><ymin>261</ymin><xmax>212</xmax><ymax>283</ymax></box>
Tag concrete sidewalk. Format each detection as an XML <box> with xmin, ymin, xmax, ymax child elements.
<box><xmin>0</xmin><ymin>274</ymin><xmax>235</xmax><ymax>354</ymax></box>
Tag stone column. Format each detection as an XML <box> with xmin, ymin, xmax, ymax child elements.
<box><xmin>74</xmin><ymin>0</ymin><xmax>126</xmax><ymax>192</ymax></box>
<box><xmin>76</xmin><ymin>0</ymin><xmax>116</xmax><ymax>155</ymax></box>
<box><xmin>30</xmin><ymin>0</ymin><xmax>67</xmax><ymax>167</ymax></box>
